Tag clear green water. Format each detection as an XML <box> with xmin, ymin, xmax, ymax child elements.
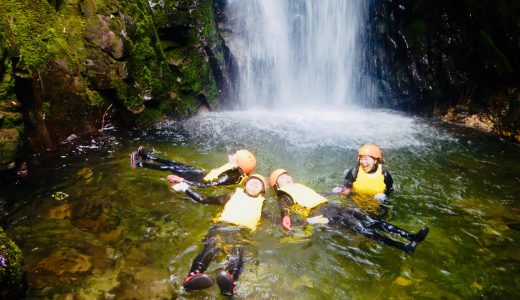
<box><xmin>3</xmin><ymin>108</ymin><xmax>520</xmax><ymax>299</ymax></box>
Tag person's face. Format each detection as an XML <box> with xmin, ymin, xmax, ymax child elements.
<box><xmin>245</xmin><ymin>178</ymin><xmax>263</xmax><ymax>196</ymax></box>
<box><xmin>359</xmin><ymin>155</ymin><xmax>377</xmax><ymax>172</ymax></box>
<box><xmin>276</xmin><ymin>173</ymin><xmax>293</xmax><ymax>188</ymax></box>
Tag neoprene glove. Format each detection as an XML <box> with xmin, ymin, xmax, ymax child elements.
<box><xmin>374</xmin><ymin>193</ymin><xmax>388</xmax><ymax>203</ymax></box>
<box><xmin>173</xmin><ymin>182</ymin><xmax>189</xmax><ymax>192</ymax></box>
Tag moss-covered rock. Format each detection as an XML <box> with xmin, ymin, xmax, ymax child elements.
<box><xmin>0</xmin><ymin>227</ymin><xmax>26</xmax><ymax>299</ymax></box>
<box><xmin>0</xmin><ymin>0</ymin><xmax>232</xmax><ymax>169</ymax></box>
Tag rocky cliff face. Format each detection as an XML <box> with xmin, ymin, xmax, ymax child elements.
<box><xmin>0</xmin><ymin>0</ymin><xmax>232</xmax><ymax>172</ymax></box>
<box><xmin>368</xmin><ymin>0</ymin><xmax>520</xmax><ymax>141</ymax></box>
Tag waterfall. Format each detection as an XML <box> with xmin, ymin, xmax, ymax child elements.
<box><xmin>225</xmin><ymin>0</ymin><xmax>372</xmax><ymax>108</ymax></box>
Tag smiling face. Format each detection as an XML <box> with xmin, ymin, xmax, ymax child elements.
<box><xmin>359</xmin><ymin>155</ymin><xmax>377</xmax><ymax>173</ymax></box>
<box><xmin>245</xmin><ymin>177</ymin><xmax>264</xmax><ymax>196</ymax></box>
<box><xmin>276</xmin><ymin>173</ymin><xmax>294</xmax><ymax>188</ymax></box>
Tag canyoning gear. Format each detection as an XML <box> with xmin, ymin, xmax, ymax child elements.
<box><xmin>358</xmin><ymin>144</ymin><xmax>382</xmax><ymax>160</ymax></box>
<box><xmin>269</xmin><ymin>168</ymin><xmax>289</xmax><ymax>189</ymax></box>
<box><xmin>217</xmin><ymin>188</ymin><xmax>265</xmax><ymax>231</ymax></box>
<box><xmin>130</xmin><ymin>152</ymin><xmax>141</xmax><ymax>168</ymax></box>
<box><xmin>411</xmin><ymin>226</ymin><xmax>429</xmax><ymax>242</ymax></box>
<box><xmin>217</xmin><ymin>247</ymin><xmax>243</xmax><ymax>296</ymax></box>
<box><xmin>132</xmin><ymin>147</ymin><xmax>245</xmax><ymax>186</ymax></box>
<box><xmin>278</xmin><ymin>183</ymin><xmax>328</xmax><ymax>209</ymax></box>
<box><xmin>137</xmin><ymin>146</ymin><xmax>149</xmax><ymax>160</ymax></box>
<box><xmin>182</xmin><ymin>273</ymin><xmax>214</xmax><ymax>290</ymax></box>
<box><xmin>306</xmin><ymin>215</ymin><xmax>329</xmax><ymax>225</ymax></box>
<box><xmin>216</xmin><ymin>270</ymin><xmax>236</xmax><ymax>296</ymax></box>
<box><xmin>234</xmin><ymin>149</ymin><xmax>256</xmax><ymax>175</ymax></box>
<box><xmin>203</xmin><ymin>162</ymin><xmax>242</xmax><ymax>182</ymax></box>
<box><xmin>373</xmin><ymin>193</ymin><xmax>388</xmax><ymax>203</ymax></box>
<box><xmin>352</xmin><ymin>164</ymin><xmax>386</xmax><ymax>196</ymax></box>
<box><xmin>318</xmin><ymin>205</ymin><xmax>425</xmax><ymax>253</ymax></box>
<box><xmin>248</xmin><ymin>173</ymin><xmax>267</xmax><ymax>192</ymax></box>
<box><xmin>173</xmin><ymin>182</ymin><xmax>190</xmax><ymax>192</ymax></box>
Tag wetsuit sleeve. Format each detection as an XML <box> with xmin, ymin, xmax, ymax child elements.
<box><xmin>276</xmin><ymin>193</ymin><xmax>294</xmax><ymax>219</ymax></box>
<box><xmin>343</xmin><ymin>168</ymin><xmax>356</xmax><ymax>188</ymax></box>
<box><xmin>383</xmin><ymin>170</ymin><xmax>394</xmax><ymax>196</ymax></box>
<box><xmin>183</xmin><ymin>169</ymin><xmax>243</xmax><ymax>188</ymax></box>
<box><xmin>184</xmin><ymin>188</ymin><xmax>231</xmax><ymax>205</ymax></box>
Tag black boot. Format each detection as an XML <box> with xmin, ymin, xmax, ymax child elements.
<box><xmin>403</xmin><ymin>241</ymin><xmax>417</xmax><ymax>254</ymax></box>
<box><xmin>182</xmin><ymin>272</ymin><xmax>214</xmax><ymax>290</ymax></box>
<box><xmin>411</xmin><ymin>226</ymin><xmax>429</xmax><ymax>242</ymax></box>
<box><xmin>216</xmin><ymin>270</ymin><xmax>236</xmax><ymax>296</ymax></box>
<box><xmin>137</xmin><ymin>146</ymin><xmax>150</xmax><ymax>160</ymax></box>
<box><xmin>182</xmin><ymin>247</ymin><xmax>218</xmax><ymax>291</ymax></box>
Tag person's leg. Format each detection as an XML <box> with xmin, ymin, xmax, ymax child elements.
<box><xmin>216</xmin><ymin>246</ymin><xmax>244</xmax><ymax>296</ymax></box>
<box><xmin>182</xmin><ymin>230</ymin><xmax>219</xmax><ymax>290</ymax></box>
<box><xmin>132</xmin><ymin>148</ymin><xmax>205</xmax><ymax>181</ymax></box>
<box><xmin>352</xmin><ymin>224</ymin><xmax>417</xmax><ymax>253</ymax></box>
<box><xmin>364</xmin><ymin>219</ymin><xmax>429</xmax><ymax>242</ymax></box>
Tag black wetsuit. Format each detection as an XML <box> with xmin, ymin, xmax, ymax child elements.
<box><xmin>181</xmin><ymin>188</ymin><xmax>267</xmax><ymax>283</ymax></box>
<box><xmin>343</xmin><ymin>164</ymin><xmax>394</xmax><ymax>196</ymax></box>
<box><xmin>276</xmin><ymin>191</ymin><xmax>421</xmax><ymax>253</ymax></box>
<box><xmin>140</xmin><ymin>153</ymin><xmax>245</xmax><ymax>187</ymax></box>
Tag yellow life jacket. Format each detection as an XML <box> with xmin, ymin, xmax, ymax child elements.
<box><xmin>352</xmin><ymin>164</ymin><xmax>386</xmax><ymax>196</ymax></box>
<box><xmin>217</xmin><ymin>188</ymin><xmax>264</xmax><ymax>231</ymax></box>
<box><xmin>278</xmin><ymin>183</ymin><xmax>328</xmax><ymax>209</ymax></box>
<box><xmin>203</xmin><ymin>162</ymin><xmax>247</xmax><ymax>184</ymax></box>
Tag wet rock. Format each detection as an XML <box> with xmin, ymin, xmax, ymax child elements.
<box><xmin>0</xmin><ymin>227</ymin><xmax>27</xmax><ymax>299</ymax></box>
<box><xmin>84</xmin><ymin>15</ymin><xmax>125</xmax><ymax>60</ymax></box>
<box><xmin>110</xmin><ymin>266</ymin><xmax>174</xmax><ymax>299</ymax></box>
<box><xmin>0</xmin><ymin>128</ymin><xmax>21</xmax><ymax>171</ymax></box>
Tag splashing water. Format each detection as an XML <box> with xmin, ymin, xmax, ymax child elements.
<box><xmin>225</xmin><ymin>0</ymin><xmax>372</xmax><ymax>107</ymax></box>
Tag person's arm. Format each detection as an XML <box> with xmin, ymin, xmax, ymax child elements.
<box><xmin>168</xmin><ymin>169</ymin><xmax>243</xmax><ymax>188</ymax></box>
<box><xmin>332</xmin><ymin>167</ymin><xmax>356</xmax><ymax>194</ymax></box>
<box><xmin>172</xmin><ymin>182</ymin><xmax>231</xmax><ymax>205</ymax></box>
<box><xmin>383</xmin><ymin>170</ymin><xmax>394</xmax><ymax>196</ymax></box>
<box><xmin>276</xmin><ymin>193</ymin><xmax>294</xmax><ymax>230</ymax></box>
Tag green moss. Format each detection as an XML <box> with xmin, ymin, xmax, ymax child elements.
<box><xmin>136</xmin><ymin>107</ymin><xmax>163</xmax><ymax>127</ymax></box>
<box><xmin>0</xmin><ymin>227</ymin><xmax>25</xmax><ymax>298</ymax></box>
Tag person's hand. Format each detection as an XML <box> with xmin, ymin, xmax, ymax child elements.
<box><xmin>282</xmin><ymin>216</ymin><xmax>292</xmax><ymax>231</ymax></box>
<box><xmin>172</xmin><ymin>182</ymin><xmax>189</xmax><ymax>192</ymax></box>
<box><xmin>307</xmin><ymin>215</ymin><xmax>329</xmax><ymax>225</ymax></box>
<box><xmin>332</xmin><ymin>186</ymin><xmax>351</xmax><ymax>195</ymax></box>
<box><xmin>374</xmin><ymin>193</ymin><xmax>388</xmax><ymax>203</ymax></box>
<box><xmin>167</xmin><ymin>175</ymin><xmax>184</xmax><ymax>184</ymax></box>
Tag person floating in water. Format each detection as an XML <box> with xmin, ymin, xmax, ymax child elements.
<box><xmin>270</xmin><ymin>169</ymin><xmax>429</xmax><ymax>253</ymax></box>
<box><xmin>171</xmin><ymin>174</ymin><xmax>268</xmax><ymax>296</ymax></box>
<box><xmin>131</xmin><ymin>146</ymin><xmax>256</xmax><ymax>188</ymax></box>
<box><xmin>332</xmin><ymin>144</ymin><xmax>394</xmax><ymax>212</ymax></box>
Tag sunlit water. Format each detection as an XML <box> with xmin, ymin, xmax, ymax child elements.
<box><xmin>3</xmin><ymin>108</ymin><xmax>520</xmax><ymax>299</ymax></box>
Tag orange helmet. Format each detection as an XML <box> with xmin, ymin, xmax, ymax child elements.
<box><xmin>247</xmin><ymin>173</ymin><xmax>267</xmax><ymax>192</ymax></box>
<box><xmin>269</xmin><ymin>169</ymin><xmax>289</xmax><ymax>189</ymax></box>
<box><xmin>235</xmin><ymin>149</ymin><xmax>256</xmax><ymax>175</ymax></box>
<box><xmin>358</xmin><ymin>144</ymin><xmax>382</xmax><ymax>160</ymax></box>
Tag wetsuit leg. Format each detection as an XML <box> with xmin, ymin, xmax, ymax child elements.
<box><xmin>351</xmin><ymin>223</ymin><xmax>417</xmax><ymax>253</ymax></box>
<box><xmin>139</xmin><ymin>160</ymin><xmax>205</xmax><ymax>182</ymax></box>
<box><xmin>360</xmin><ymin>216</ymin><xmax>429</xmax><ymax>242</ymax></box>
<box><xmin>217</xmin><ymin>246</ymin><xmax>244</xmax><ymax>296</ymax></box>
<box><xmin>183</xmin><ymin>230</ymin><xmax>220</xmax><ymax>290</ymax></box>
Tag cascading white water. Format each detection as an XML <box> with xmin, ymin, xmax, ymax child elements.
<box><xmin>225</xmin><ymin>0</ymin><xmax>372</xmax><ymax>108</ymax></box>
